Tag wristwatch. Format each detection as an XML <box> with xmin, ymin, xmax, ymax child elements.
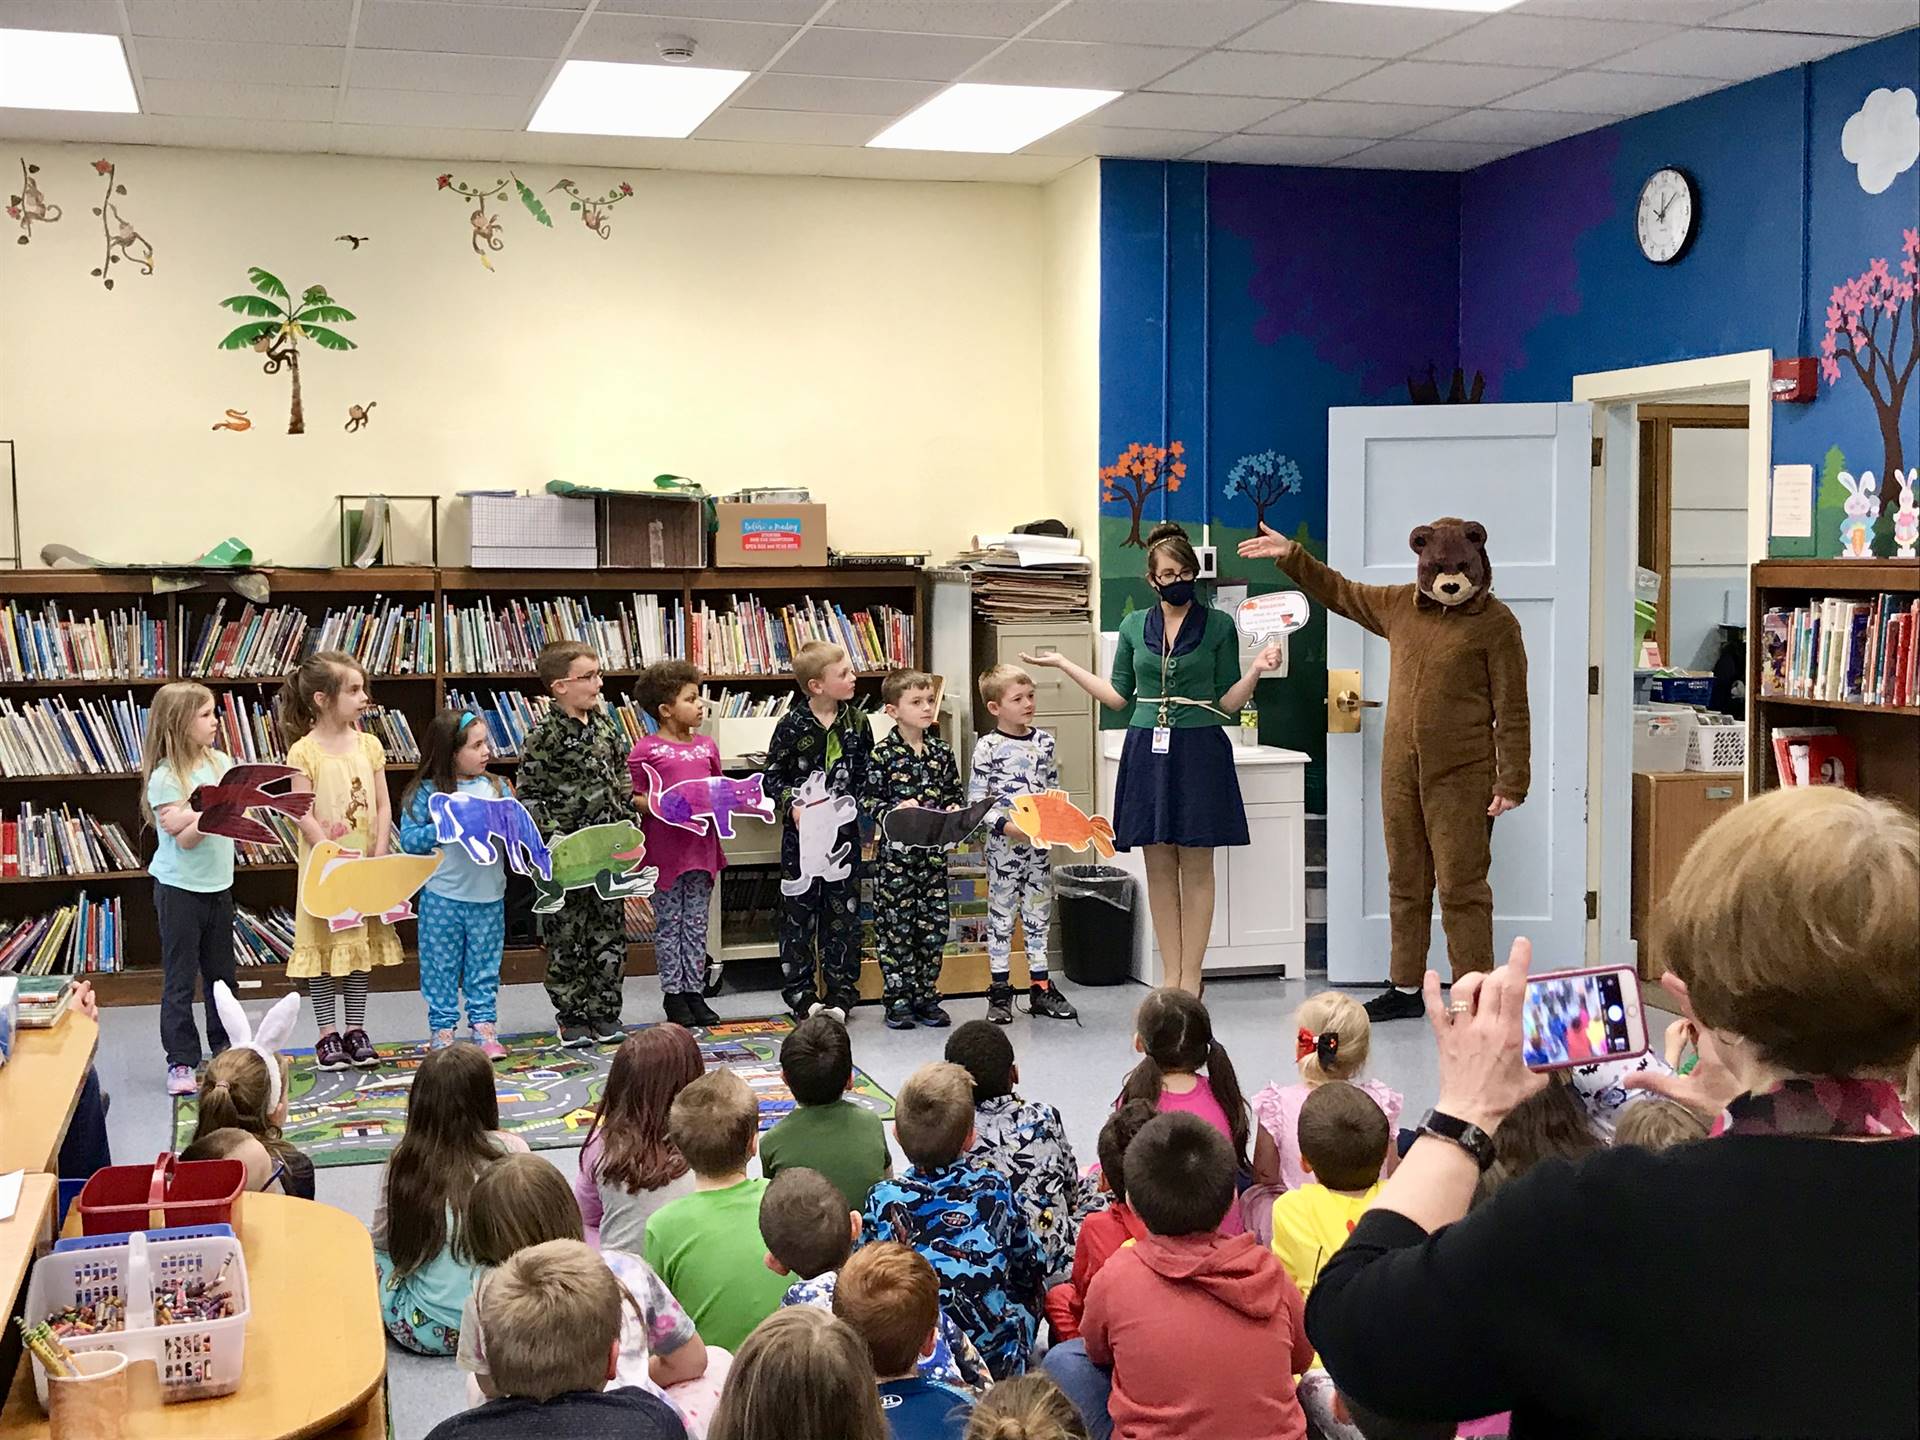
<box><xmin>1419</xmin><ymin>1109</ymin><xmax>1496</xmax><ymax>1170</ymax></box>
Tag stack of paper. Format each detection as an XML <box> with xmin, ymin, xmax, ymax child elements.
<box><xmin>947</xmin><ymin>532</ymin><xmax>1091</xmax><ymax>620</ymax></box>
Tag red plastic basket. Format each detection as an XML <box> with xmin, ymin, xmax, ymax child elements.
<box><xmin>76</xmin><ymin>1152</ymin><xmax>245</xmax><ymax>1236</ymax></box>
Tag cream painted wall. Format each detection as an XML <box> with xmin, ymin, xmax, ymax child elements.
<box><xmin>1041</xmin><ymin>160</ymin><xmax>1099</xmax><ymax>591</ymax></box>
<box><xmin>0</xmin><ymin>143</ymin><xmax>1053</xmax><ymax>568</ymax></box>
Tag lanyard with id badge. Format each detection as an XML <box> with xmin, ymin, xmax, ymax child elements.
<box><xmin>1153</xmin><ymin>613</ymin><xmax>1178</xmax><ymax>754</ymax></box>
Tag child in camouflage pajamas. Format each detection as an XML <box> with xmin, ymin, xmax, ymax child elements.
<box><xmin>517</xmin><ymin>640</ymin><xmax>634</xmax><ymax>1047</ymax></box>
<box><xmin>763</xmin><ymin>640</ymin><xmax>873</xmax><ymax>1022</ymax></box>
<box><xmin>860</xmin><ymin>669</ymin><xmax>963</xmax><ymax>1031</ymax></box>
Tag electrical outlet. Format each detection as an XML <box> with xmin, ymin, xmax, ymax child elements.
<box><xmin>1195</xmin><ymin>544</ymin><xmax>1218</xmax><ymax>579</ymax></box>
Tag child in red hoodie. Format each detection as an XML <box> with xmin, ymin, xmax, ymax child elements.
<box><xmin>1081</xmin><ymin>1112</ymin><xmax>1314</xmax><ymax>1440</ymax></box>
<box><xmin>1044</xmin><ymin>1100</ymin><xmax>1156</xmax><ymax>1342</ymax></box>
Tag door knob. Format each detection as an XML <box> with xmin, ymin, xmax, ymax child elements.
<box><xmin>1326</xmin><ymin>667</ymin><xmax>1381</xmax><ymax>734</ymax></box>
<box><xmin>1334</xmin><ymin>689</ymin><xmax>1382</xmax><ymax>714</ymax></box>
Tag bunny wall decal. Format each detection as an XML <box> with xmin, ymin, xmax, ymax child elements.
<box><xmin>1892</xmin><ymin>470</ymin><xmax>1918</xmax><ymax>559</ymax></box>
<box><xmin>1837</xmin><ymin>470</ymin><xmax>1880</xmax><ymax>558</ymax></box>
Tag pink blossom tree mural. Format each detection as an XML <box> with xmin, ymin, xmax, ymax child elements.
<box><xmin>1821</xmin><ymin>227</ymin><xmax>1919</xmax><ymax>525</ymax></box>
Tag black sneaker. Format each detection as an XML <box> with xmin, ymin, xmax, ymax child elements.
<box><xmin>686</xmin><ymin>994</ymin><xmax>721</xmax><ymax>1028</ymax></box>
<box><xmin>557</xmin><ymin>1023</ymin><xmax>595</xmax><ymax>1049</ymax></box>
<box><xmin>782</xmin><ymin>990</ymin><xmax>816</xmax><ymax>1024</ymax></box>
<box><xmin>342</xmin><ymin>1028</ymin><xmax>381</xmax><ymax>1068</ymax></box>
<box><xmin>911</xmin><ymin>999</ymin><xmax>952</xmax><ymax>1028</ymax></box>
<box><xmin>315</xmin><ymin>1031</ymin><xmax>352</xmax><ymax>1072</ymax></box>
<box><xmin>591</xmin><ymin>1017</ymin><xmax>627</xmax><ymax>1045</ymax></box>
<box><xmin>1027</xmin><ymin>981</ymin><xmax>1078</xmax><ymax>1022</ymax></box>
<box><xmin>884</xmin><ymin>1004</ymin><xmax>917</xmax><ymax>1031</ymax></box>
<box><xmin>986</xmin><ymin>982</ymin><xmax>1014</xmax><ymax>1026</ymax></box>
<box><xmin>662</xmin><ymin>993</ymin><xmax>694</xmax><ymax>1026</ymax></box>
<box><xmin>1364</xmin><ymin>987</ymin><xmax>1427</xmax><ymax>1022</ymax></box>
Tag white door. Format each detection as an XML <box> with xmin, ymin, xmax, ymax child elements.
<box><xmin>1325</xmin><ymin>403</ymin><xmax>1591</xmax><ymax>984</ymax></box>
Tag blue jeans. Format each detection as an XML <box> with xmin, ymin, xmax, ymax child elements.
<box><xmin>1043</xmin><ymin>1339</ymin><xmax>1112</xmax><ymax>1440</ymax></box>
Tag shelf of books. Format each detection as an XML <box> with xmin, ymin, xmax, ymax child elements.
<box><xmin>1749</xmin><ymin>558</ymin><xmax>1920</xmax><ymax>810</ymax></box>
<box><xmin>0</xmin><ymin>564</ymin><xmax>926</xmax><ymax>1003</ymax></box>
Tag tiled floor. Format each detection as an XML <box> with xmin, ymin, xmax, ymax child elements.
<box><xmin>90</xmin><ymin>970</ymin><xmax>1441</xmax><ymax>1440</ymax></box>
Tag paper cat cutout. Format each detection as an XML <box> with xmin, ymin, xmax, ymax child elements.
<box><xmin>639</xmin><ymin>764</ymin><xmax>775</xmax><ymax>839</ymax></box>
<box><xmin>301</xmin><ymin>842</ymin><xmax>443</xmax><ymax>933</ymax></box>
<box><xmin>533</xmin><ymin>820</ymin><xmax>657</xmax><ymax>914</ymax></box>
<box><xmin>881</xmin><ymin>797</ymin><xmax>996</xmax><ymax>850</ymax></box>
<box><xmin>189</xmin><ymin>763</ymin><xmax>316</xmax><ymax>844</ymax></box>
<box><xmin>1008</xmin><ymin>789</ymin><xmax>1117</xmax><ymax>858</ymax></box>
<box><xmin>781</xmin><ymin>771</ymin><xmax>857</xmax><ymax>897</ymax></box>
<box><xmin>428</xmin><ymin>789</ymin><xmax>554</xmax><ymax>879</ymax></box>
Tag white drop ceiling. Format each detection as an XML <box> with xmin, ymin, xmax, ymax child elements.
<box><xmin>0</xmin><ymin>0</ymin><xmax>1912</xmax><ymax>181</ymax></box>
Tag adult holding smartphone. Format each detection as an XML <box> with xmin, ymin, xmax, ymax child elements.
<box><xmin>1304</xmin><ymin>786</ymin><xmax>1918</xmax><ymax>1439</ymax></box>
<box><xmin>1023</xmin><ymin>522</ymin><xmax>1281</xmax><ymax>995</ymax></box>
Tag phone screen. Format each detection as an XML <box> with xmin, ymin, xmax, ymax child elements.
<box><xmin>1523</xmin><ymin>970</ymin><xmax>1638</xmax><ymax>1069</ymax></box>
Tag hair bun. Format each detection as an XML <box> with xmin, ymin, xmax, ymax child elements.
<box><xmin>1144</xmin><ymin>521</ymin><xmax>1189</xmax><ymax>547</ymax></box>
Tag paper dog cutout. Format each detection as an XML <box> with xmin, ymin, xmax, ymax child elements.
<box><xmin>1008</xmin><ymin>790</ymin><xmax>1117</xmax><ymax>859</ymax></box>
<box><xmin>428</xmin><ymin>789</ymin><xmax>554</xmax><ymax>879</ymax></box>
<box><xmin>881</xmin><ymin>797</ymin><xmax>996</xmax><ymax>850</ymax></box>
<box><xmin>781</xmin><ymin>771</ymin><xmax>857</xmax><ymax>897</ymax></box>
<box><xmin>189</xmin><ymin>763</ymin><xmax>316</xmax><ymax>844</ymax></box>
<box><xmin>211</xmin><ymin>980</ymin><xmax>301</xmax><ymax>1111</ymax></box>
<box><xmin>639</xmin><ymin>765</ymin><xmax>775</xmax><ymax>840</ymax></box>
<box><xmin>533</xmin><ymin>819</ymin><xmax>657</xmax><ymax>914</ymax></box>
<box><xmin>301</xmin><ymin>841</ymin><xmax>443</xmax><ymax>933</ymax></box>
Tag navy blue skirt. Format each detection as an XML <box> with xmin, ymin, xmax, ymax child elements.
<box><xmin>1112</xmin><ymin>724</ymin><xmax>1249</xmax><ymax>851</ymax></box>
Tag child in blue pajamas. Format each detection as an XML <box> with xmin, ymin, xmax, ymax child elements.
<box><xmin>399</xmin><ymin>709</ymin><xmax>509</xmax><ymax>1059</ymax></box>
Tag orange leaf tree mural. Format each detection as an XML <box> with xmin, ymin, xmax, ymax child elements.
<box><xmin>1101</xmin><ymin>440</ymin><xmax>1186</xmax><ymax>548</ymax></box>
<box><xmin>217</xmin><ymin>268</ymin><xmax>357</xmax><ymax>435</ymax></box>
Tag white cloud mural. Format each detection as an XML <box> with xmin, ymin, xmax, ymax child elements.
<box><xmin>1842</xmin><ymin>86</ymin><xmax>1919</xmax><ymax>195</ymax></box>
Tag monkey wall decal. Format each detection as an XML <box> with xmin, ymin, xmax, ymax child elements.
<box><xmin>88</xmin><ymin>159</ymin><xmax>152</xmax><ymax>290</ymax></box>
<box><xmin>548</xmin><ymin>177</ymin><xmax>635</xmax><ymax>239</ymax></box>
<box><xmin>8</xmin><ymin>159</ymin><xmax>61</xmax><ymax>244</ymax></box>
<box><xmin>344</xmin><ymin>401</ymin><xmax>377</xmax><ymax>433</ymax></box>
<box><xmin>334</xmin><ymin>234</ymin><xmax>369</xmax><ymax>250</ymax></box>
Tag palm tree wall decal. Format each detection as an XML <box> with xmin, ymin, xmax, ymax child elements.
<box><xmin>217</xmin><ymin>267</ymin><xmax>357</xmax><ymax>435</ymax></box>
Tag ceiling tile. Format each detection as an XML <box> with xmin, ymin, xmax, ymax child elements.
<box><xmin>1034</xmin><ymin>0</ymin><xmax>1284</xmax><ymax>49</ymax></box>
<box><xmin>968</xmin><ymin>39</ymin><xmax>1198</xmax><ymax>89</ymax></box>
<box><xmin>734</xmin><ymin>71</ymin><xmax>943</xmax><ymax>113</ymax></box>
<box><xmin>1515</xmin><ymin>0</ymin><xmax>1745</xmax><ymax>18</ymax></box>
<box><xmin>0</xmin><ymin>0</ymin><xmax>126</xmax><ymax>33</ymax></box>
<box><xmin>1325</xmin><ymin>60</ymin><xmax>1559</xmax><ymax>107</ymax></box>
<box><xmin>1149</xmin><ymin>50</ymin><xmax>1381</xmax><ymax>99</ymax></box>
<box><xmin>1022</xmin><ymin>123</ymin><xmax>1218</xmax><ymax>158</ymax></box>
<box><xmin>769</xmin><ymin>27</ymin><xmax>999</xmax><ymax>81</ymax></box>
<box><xmin>695</xmin><ymin>106</ymin><xmax>885</xmax><ymax>144</ymax></box>
<box><xmin>125</xmin><ymin>0</ymin><xmax>353</xmax><ymax>45</ymax></box>
<box><xmin>1339</xmin><ymin>137</ymin><xmax>1519</xmax><ymax>170</ymax></box>
<box><xmin>140</xmin><ymin>77</ymin><xmax>338</xmax><ymax>122</ymax></box>
<box><xmin>1410</xmin><ymin>106</ymin><xmax>1614</xmax><ymax>144</ymax></box>
<box><xmin>816</xmin><ymin>1</ymin><xmax>1054</xmax><ymax>37</ymax></box>
<box><xmin>341</xmin><ymin>86</ymin><xmax>532</xmax><ymax>127</ymax></box>
<box><xmin>598</xmin><ymin>0</ymin><xmax>820</xmax><ymax>19</ymax></box>
<box><xmin>1093</xmin><ymin>90</ymin><xmax>1290</xmax><ymax>130</ymax></box>
<box><xmin>1709</xmin><ymin>0</ymin><xmax>1920</xmax><ymax>35</ymax></box>
<box><xmin>353</xmin><ymin>1</ymin><xmax>580</xmax><ymax>58</ymax></box>
<box><xmin>571</xmin><ymin>13</ymin><xmax>796</xmax><ymax>68</ymax></box>
<box><xmin>1249</xmin><ymin>99</ymin><xmax>1464</xmax><ymax>138</ymax></box>
<box><xmin>1492</xmin><ymin>69</ymin><xmax>1725</xmax><ymax>114</ymax></box>
<box><xmin>1226</xmin><ymin>3</ymin><xmax>1479</xmax><ymax>59</ymax></box>
<box><xmin>1186</xmin><ymin>132</ymin><xmax>1374</xmax><ymax>165</ymax></box>
<box><xmin>131</xmin><ymin>36</ymin><xmax>346</xmax><ymax>86</ymax></box>
<box><xmin>1416</xmin><ymin>14</ymin><xmax>1680</xmax><ymax>68</ymax></box>
<box><xmin>348</xmin><ymin>49</ymin><xmax>550</xmax><ymax>94</ymax></box>
<box><xmin>406</xmin><ymin>0</ymin><xmax>588</xmax><ymax>7</ymax></box>
<box><xmin>1593</xmin><ymin>26</ymin><xmax>1857</xmax><ymax>79</ymax></box>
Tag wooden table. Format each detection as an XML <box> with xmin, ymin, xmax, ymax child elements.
<box><xmin>0</xmin><ymin>1013</ymin><xmax>98</xmax><ymax>1177</ymax></box>
<box><xmin>0</xmin><ymin>1174</ymin><xmax>58</xmax><ymax>1397</ymax></box>
<box><xmin>2</xmin><ymin>1191</ymin><xmax>387</xmax><ymax>1439</ymax></box>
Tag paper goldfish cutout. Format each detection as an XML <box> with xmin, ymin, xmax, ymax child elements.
<box><xmin>1008</xmin><ymin>790</ymin><xmax>1116</xmax><ymax>859</ymax></box>
<box><xmin>301</xmin><ymin>842</ymin><xmax>442</xmax><ymax>933</ymax></box>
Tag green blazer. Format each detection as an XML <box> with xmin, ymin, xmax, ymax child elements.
<box><xmin>1110</xmin><ymin>605</ymin><xmax>1241</xmax><ymax>729</ymax></box>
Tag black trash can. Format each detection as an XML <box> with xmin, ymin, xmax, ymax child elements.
<box><xmin>1056</xmin><ymin>865</ymin><xmax>1136</xmax><ymax>987</ymax></box>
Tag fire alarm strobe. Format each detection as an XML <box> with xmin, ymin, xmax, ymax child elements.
<box><xmin>1772</xmin><ymin>357</ymin><xmax>1817</xmax><ymax>404</ymax></box>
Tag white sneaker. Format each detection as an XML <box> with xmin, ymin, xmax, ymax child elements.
<box><xmin>820</xmin><ymin>1004</ymin><xmax>848</xmax><ymax>1024</ymax></box>
<box><xmin>166</xmin><ymin>1065</ymin><xmax>196</xmax><ymax>1096</ymax></box>
<box><xmin>807</xmin><ymin>1002</ymin><xmax>825</xmax><ymax>1018</ymax></box>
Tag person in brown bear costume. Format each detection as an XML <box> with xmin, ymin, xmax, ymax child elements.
<box><xmin>1239</xmin><ymin>518</ymin><xmax>1530</xmax><ymax>1021</ymax></box>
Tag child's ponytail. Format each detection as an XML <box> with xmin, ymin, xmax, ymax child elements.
<box><xmin>1118</xmin><ymin>1053</ymin><xmax>1166</xmax><ymax>1111</ymax></box>
<box><xmin>279</xmin><ymin>650</ymin><xmax>362</xmax><ymax>745</ymax></box>
<box><xmin>1122</xmin><ymin>988</ymin><xmax>1251</xmax><ymax>1163</ymax></box>
<box><xmin>1206</xmin><ymin>1037</ymin><xmax>1252</xmax><ymax>1165</ymax></box>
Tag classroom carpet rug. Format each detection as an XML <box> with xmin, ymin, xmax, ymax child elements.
<box><xmin>170</xmin><ymin>1015</ymin><xmax>895</xmax><ymax>1170</ymax></box>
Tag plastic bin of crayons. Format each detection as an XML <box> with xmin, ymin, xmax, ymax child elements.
<box><xmin>25</xmin><ymin>1224</ymin><xmax>250</xmax><ymax>1408</ymax></box>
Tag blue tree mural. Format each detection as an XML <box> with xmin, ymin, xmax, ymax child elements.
<box><xmin>1222</xmin><ymin>450</ymin><xmax>1302</xmax><ymax>529</ymax></box>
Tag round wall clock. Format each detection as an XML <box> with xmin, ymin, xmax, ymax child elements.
<box><xmin>1636</xmin><ymin>166</ymin><xmax>1697</xmax><ymax>265</ymax></box>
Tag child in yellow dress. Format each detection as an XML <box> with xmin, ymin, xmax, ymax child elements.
<box><xmin>283</xmin><ymin>650</ymin><xmax>403</xmax><ymax>1071</ymax></box>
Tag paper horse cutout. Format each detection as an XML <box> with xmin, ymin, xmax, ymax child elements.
<box><xmin>639</xmin><ymin>765</ymin><xmax>775</xmax><ymax>840</ymax></box>
<box><xmin>428</xmin><ymin>790</ymin><xmax>554</xmax><ymax>879</ymax></box>
<box><xmin>533</xmin><ymin>819</ymin><xmax>657</xmax><ymax>914</ymax></box>
<box><xmin>189</xmin><ymin>763</ymin><xmax>316</xmax><ymax>844</ymax></box>
<box><xmin>881</xmin><ymin>797</ymin><xmax>996</xmax><ymax>850</ymax></box>
<box><xmin>300</xmin><ymin>841</ymin><xmax>443</xmax><ymax>933</ymax></box>
<box><xmin>781</xmin><ymin>771</ymin><xmax>856</xmax><ymax>897</ymax></box>
<box><xmin>1008</xmin><ymin>790</ymin><xmax>1116</xmax><ymax>859</ymax></box>
<box><xmin>211</xmin><ymin>980</ymin><xmax>300</xmax><ymax>1111</ymax></box>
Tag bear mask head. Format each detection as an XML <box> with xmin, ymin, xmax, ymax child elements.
<box><xmin>1409</xmin><ymin>518</ymin><xmax>1489</xmax><ymax>608</ymax></box>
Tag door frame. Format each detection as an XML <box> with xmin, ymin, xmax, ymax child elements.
<box><xmin>1637</xmin><ymin>404</ymin><xmax>1749</xmax><ymax>668</ymax></box>
<box><xmin>1571</xmin><ymin>351</ymin><xmax>1772</xmax><ymax>967</ymax></box>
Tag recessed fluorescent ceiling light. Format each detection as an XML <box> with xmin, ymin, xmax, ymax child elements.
<box><xmin>1313</xmin><ymin>0</ymin><xmax>1522</xmax><ymax>11</ymax></box>
<box><xmin>528</xmin><ymin>60</ymin><xmax>748</xmax><ymax>138</ymax></box>
<box><xmin>869</xmin><ymin>84</ymin><xmax>1120</xmax><ymax>154</ymax></box>
<box><xmin>0</xmin><ymin>28</ymin><xmax>138</xmax><ymax>113</ymax></box>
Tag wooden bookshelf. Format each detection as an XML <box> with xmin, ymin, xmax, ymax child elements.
<box><xmin>0</xmin><ymin>563</ymin><xmax>927</xmax><ymax>1002</ymax></box>
<box><xmin>1748</xmin><ymin>558</ymin><xmax>1920</xmax><ymax>810</ymax></box>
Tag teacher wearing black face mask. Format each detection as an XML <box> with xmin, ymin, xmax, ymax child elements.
<box><xmin>1024</xmin><ymin>521</ymin><xmax>1282</xmax><ymax>994</ymax></box>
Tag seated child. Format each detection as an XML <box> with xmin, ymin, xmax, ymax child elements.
<box><xmin>759</xmin><ymin>1016</ymin><xmax>892</xmax><ymax>1210</ymax></box>
<box><xmin>193</xmin><ymin>1045</ymin><xmax>315</xmax><ymax>1200</ymax></box>
<box><xmin>424</xmin><ymin>1240</ymin><xmax>686</xmax><ymax>1440</ymax></box>
<box><xmin>1612</xmin><ymin>1097</ymin><xmax>1708</xmax><ymax>1152</ymax></box>
<box><xmin>1044</xmin><ymin>1101</ymin><xmax>1156</xmax><ymax>1343</ymax></box>
<box><xmin>762</xmin><ymin>1167</ymin><xmax>989</xmax><ymax>1394</ymax></box>
<box><xmin>179</xmin><ymin>1127</ymin><xmax>278</xmax><ymax>1193</ymax></box>
<box><xmin>643</xmin><ymin>1069</ymin><xmax>790</xmax><ymax>1351</ymax></box>
<box><xmin>706</xmin><ymin>1306</ymin><xmax>887</xmax><ymax>1440</ymax></box>
<box><xmin>578</xmin><ymin>1026</ymin><xmax>705</xmax><ymax>1252</ymax></box>
<box><xmin>1474</xmin><ymin>1075</ymin><xmax>1600</xmax><ymax>1203</ymax></box>
<box><xmin>862</xmin><ymin>1062</ymin><xmax>1044</xmax><ymax>1380</ymax></box>
<box><xmin>834</xmin><ymin>1242</ymin><xmax>974</xmax><ymax>1440</ymax></box>
<box><xmin>1080</xmin><ymin>1113</ymin><xmax>1312</xmax><ymax>1440</ymax></box>
<box><xmin>964</xmin><ymin>1375</ymin><xmax>1091</xmax><ymax>1440</ymax></box>
<box><xmin>946</xmin><ymin>1021</ymin><xmax>1088</xmax><ymax>1279</ymax></box>
<box><xmin>457</xmin><ymin>1154</ymin><xmax>723</xmax><ymax>1436</ymax></box>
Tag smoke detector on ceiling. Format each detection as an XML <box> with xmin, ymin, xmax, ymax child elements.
<box><xmin>656</xmin><ymin>37</ymin><xmax>697</xmax><ymax>64</ymax></box>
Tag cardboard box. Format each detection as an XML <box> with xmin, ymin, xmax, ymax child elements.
<box><xmin>713</xmin><ymin>502</ymin><xmax>828</xmax><ymax>567</ymax></box>
<box><xmin>599</xmin><ymin>493</ymin><xmax>706</xmax><ymax>569</ymax></box>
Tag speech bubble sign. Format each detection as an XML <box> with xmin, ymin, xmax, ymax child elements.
<box><xmin>1236</xmin><ymin>591</ymin><xmax>1311</xmax><ymax>643</ymax></box>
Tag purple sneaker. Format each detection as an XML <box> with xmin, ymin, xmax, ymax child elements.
<box><xmin>166</xmin><ymin>1065</ymin><xmax>196</xmax><ymax>1096</ymax></box>
<box><xmin>341</xmin><ymin>1027</ymin><xmax>380</xmax><ymax>1069</ymax></box>
<box><xmin>314</xmin><ymin>1031</ymin><xmax>351</xmax><ymax>1073</ymax></box>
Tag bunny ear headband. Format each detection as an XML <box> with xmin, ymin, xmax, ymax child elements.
<box><xmin>1296</xmin><ymin>1026</ymin><xmax>1340</xmax><ymax>1069</ymax></box>
<box><xmin>212</xmin><ymin>980</ymin><xmax>301</xmax><ymax>1112</ymax></box>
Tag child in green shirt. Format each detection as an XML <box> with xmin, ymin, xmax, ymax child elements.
<box><xmin>760</xmin><ymin>1015</ymin><xmax>892</xmax><ymax>1210</ymax></box>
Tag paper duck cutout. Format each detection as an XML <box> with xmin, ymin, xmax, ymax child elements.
<box><xmin>781</xmin><ymin>771</ymin><xmax>856</xmax><ymax>897</ymax></box>
<box><xmin>639</xmin><ymin>764</ymin><xmax>775</xmax><ymax>839</ymax></box>
<box><xmin>210</xmin><ymin>980</ymin><xmax>301</xmax><ymax>1111</ymax></box>
<box><xmin>533</xmin><ymin>819</ymin><xmax>657</xmax><ymax>914</ymax></box>
<box><xmin>301</xmin><ymin>841</ymin><xmax>443</xmax><ymax>933</ymax></box>
<box><xmin>1008</xmin><ymin>789</ymin><xmax>1116</xmax><ymax>859</ymax></box>
<box><xmin>881</xmin><ymin>797</ymin><xmax>996</xmax><ymax>850</ymax></box>
<box><xmin>428</xmin><ymin>789</ymin><xmax>554</xmax><ymax>879</ymax></box>
<box><xmin>189</xmin><ymin>763</ymin><xmax>316</xmax><ymax>844</ymax></box>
